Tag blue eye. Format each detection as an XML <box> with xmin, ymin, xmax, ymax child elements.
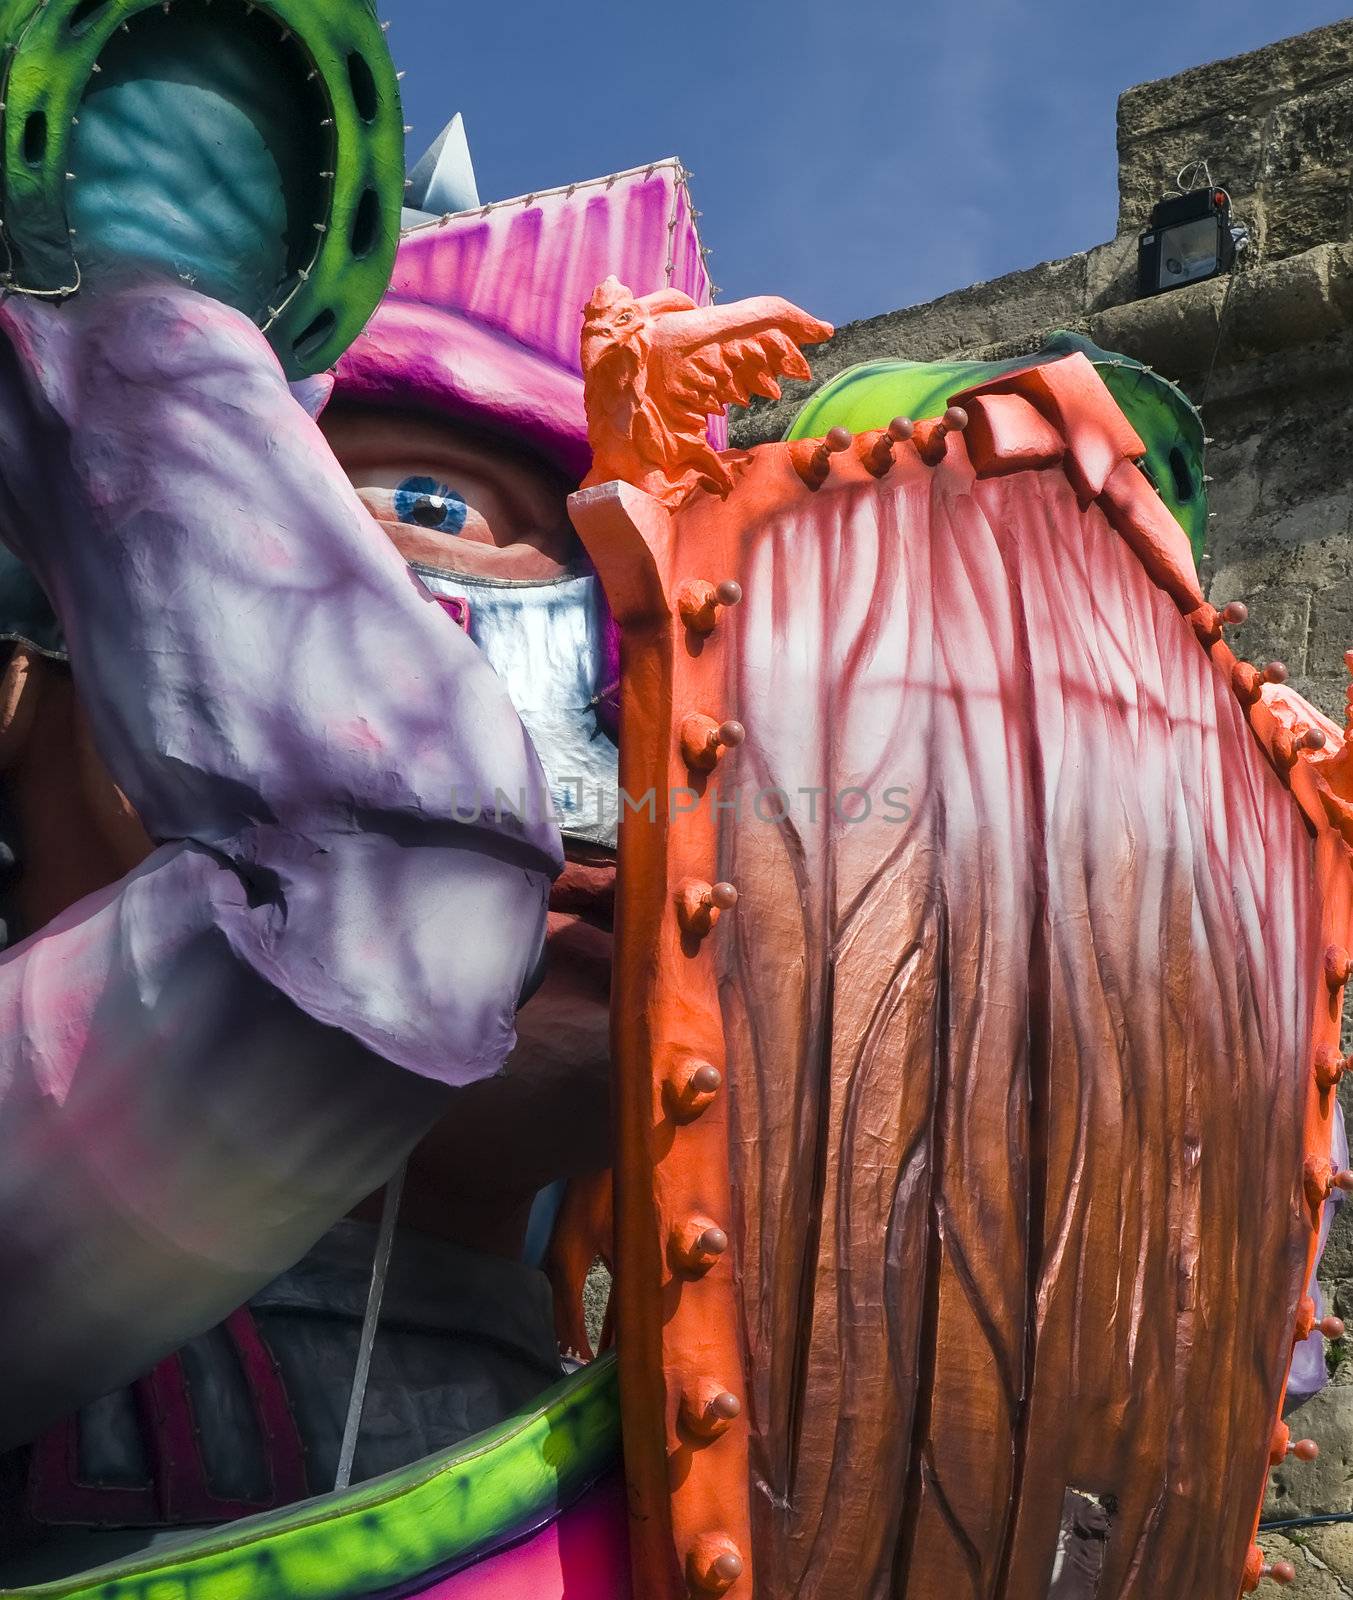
<box><xmin>393</xmin><ymin>476</ymin><xmax>468</xmax><ymax>535</ymax></box>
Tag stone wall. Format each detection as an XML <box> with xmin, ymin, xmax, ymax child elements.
<box><xmin>731</xmin><ymin>20</ymin><xmax>1353</xmax><ymax>1576</ymax></box>
<box><xmin>733</xmin><ymin>17</ymin><xmax>1353</xmax><ymax>715</ymax></box>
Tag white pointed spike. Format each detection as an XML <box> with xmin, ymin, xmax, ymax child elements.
<box><xmin>405</xmin><ymin>112</ymin><xmax>480</xmax><ymax>216</ymax></box>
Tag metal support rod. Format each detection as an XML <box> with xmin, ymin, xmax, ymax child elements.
<box><xmin>333</xmin><ymin>1159</ymin><xmax>407</xmax><ymax>1491</ymax></box>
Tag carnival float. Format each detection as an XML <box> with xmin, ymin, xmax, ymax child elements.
<box><xmin>0</xmin><ymin>2</ymin><xmax>1346</xmax><ymax>1598</ymax></box>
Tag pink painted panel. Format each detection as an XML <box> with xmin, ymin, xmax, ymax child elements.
<box><xmin>393</xmin><ymin>164</ymin><xmax>713</xmax><ymax>378</ymax></box>
<box><xmin>713</xmin><ymin>461</ymin><xmax>1320</xmax><ymax>1598</ymax></box>
<box><xmin>411</xmin><ymin>1473</ymin><xmax>631</xmax><ymax>1600</ymax></box>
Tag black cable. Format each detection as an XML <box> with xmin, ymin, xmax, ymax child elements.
<box><xmin>1197</xmin><ymin>265</ymin><xmax>1240</xmax><ymax>415</ymax></box>
<box><xmin>1259</xmin><ymin>1511</ymin><xmax>1353</xmax><ymax>1532</ymax></box>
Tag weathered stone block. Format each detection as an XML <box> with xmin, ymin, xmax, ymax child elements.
<box><xmin>1264</xmin><ymin>182</ymin><xmax>1353</xmax><ymax>264</ymax></box>
<box><xmin>1084</xmin><ymin>229</ymin><xmax>1139</xmax><ymax>313</ymax></box>
<box><xmin>1216</xmin><ymin>583</ymin><xmax>1311</xmax><ymax>675</ymax></box>
<box><xmin>1257</xmin><ymin>393</ymin><xmax>1353</xmax><ymax>510</ymax></box>
<box><xmin>1256</xmin><ymin>1531</ymin><xmax>1353</xmax><ymax>1594</ymax></box>
<box><xmin>1265</xmin><ymin>494</ymin><xmax>1353</xmax><ymax>549</ymax></box>
<box><xmin>1117</xmin><ymin>24</ymin><xmax>1353</xmax><ymax>245</ymax></box>
<box><xmin>1310</xmin><ymin>575</ymin><xmax>1353</xmax><ymax>678</ymax></box>
<box><xmin>1088</xmin><ymin>272</ymin><xmax>1227</xmax><ymax>377</ymax></box>
<box><xmin>729</xmin><ymin>394</ymin><xmax>794</xmax><ymax>450</ymax></box>
<box><xmin>1117</xmin><ymin>19</ymin><xmax>1353</xmax><ymax>143</ymax></box>
<box><xmin>1265</xmin><ymin>1384</ymin><xmax>1353</xmax><ymax>1518</ymax></box>
<box><xmin>1204</xmin><ymin>436</ymin><xmax>1264</xmax><ymax>527</ymax></box>
<box><xmin>1265</xmin><ymin>79</ymin><xmax>1353</xmax><ymax>183</ymax></box>
<box><xmin>1117</xmin><ymin>108</ymin><xmax>1265</xmax><ymax>235</ymax></box>
<box><xmin>1227</xmin><ymin>245</ymin><xmax>1353</xmax><ymax>358</ymax></box>
<box><xmin>1322</xmin><ymin>1216</ymin><xmax>1353</xmax><ymax>1285</ymax></box>
<box><xmin>1304</xmin><ymin>1518</ymin><xmax>1353</xmax><ymax>1582</ymax></box>
<box><xmin>1201</xmin><ymin>330</ymin><xmax>1353</xmax><ymax>425</ymax></box>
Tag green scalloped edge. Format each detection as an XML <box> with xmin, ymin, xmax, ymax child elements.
<box><xmin>0</xmin><ymin>0</ymin><xmax>404</xmax><ymax>378</ymax></box>
<box><xmin>2</xmin><ymin>1355</ymin><xmax>622</xmax><ymax>1600</ymax></box>
<box><xmin>786</xmin><ymin>332</ymin><xmax>1211</xmax><ymax>560</ymax></box>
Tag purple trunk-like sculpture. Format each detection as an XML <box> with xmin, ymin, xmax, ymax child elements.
<box><xmin>0</xmin><ymin>279</ymin><xmax>562</xmax><ymax>1448</ymax></box>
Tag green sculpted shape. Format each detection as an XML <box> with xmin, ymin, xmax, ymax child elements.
<box><xmin>3</xmin><ymin>1355</ymin><xmax>621</xmax><ymax>1600</ymax></box>
<box><xmin>0</xmin><ymin>0</ymin><xmax>404</xmax><ymax>378</ymax></box>
<box><xmin>787</xmin><ymin>332</ymin><xmax>1210</xmax><ymax>559</ymax></box>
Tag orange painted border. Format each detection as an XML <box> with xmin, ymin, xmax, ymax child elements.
<box><xmin>569</xmin><ymin>352</ymin><xmax>1353</xmax><ymax>1600</ymax></box>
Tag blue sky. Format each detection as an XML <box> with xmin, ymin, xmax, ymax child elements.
<box><xmin>386</xmin><ymin>0</ymin><xmax>1351</xmax><ymax>329</ymax></box>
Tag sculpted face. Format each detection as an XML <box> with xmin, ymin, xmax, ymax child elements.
<box><xmin>322</xmin><ymin>409</ymin><xmax>582</xmax><ymax>583</ymax></box>
<box><xmin>323</xmin><ymin>401</ymin><xmax>621</xmax><ymax>831</ymax></box>
<box><xmin>320</xmin><ymin>403</ymin><xmax>617</xmax><ymax>1256</ymax></box>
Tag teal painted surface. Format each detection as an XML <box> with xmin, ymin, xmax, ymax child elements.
<box><xmin>786</xmin><ymin>332</ymin><xmax>1210</xmax><ymax>559</ymax></box>
<box><xmin>69</xmin><ymin>7</ymin><xmax>327</xmax><ymax>319</ymax></box>
<box><xmin>0</xmin><ymin>0</ymin><xmax>405</xmax><ymax>377</ymax></box>
<box><xmin>2</xmin><ymin>1356</ymin><xmax>622</xmax><ymax>1600</ymax></box>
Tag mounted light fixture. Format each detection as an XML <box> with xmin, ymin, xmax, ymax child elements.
<box><xmin>1137</xmin><ymin>187</ymin><xmax>1244</xmax><ymax>298</ymax></box>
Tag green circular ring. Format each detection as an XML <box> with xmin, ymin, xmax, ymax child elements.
<box><xmin>0</xmin><ymin>0</ymin><xmax>404</xmax><ymax>378</ymax></box>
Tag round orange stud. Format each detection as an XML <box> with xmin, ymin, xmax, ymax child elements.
<box><xmin>678</xmin><ymin>581</ymin><xmax>721</xmax><ymax>635</ymax></box>
<box><xmin>1327</xmin><ymin>945</ymin><xmax>1352</xmax><ymax>990</ymax></box>
<box><xmin>916</xmin><ymin>405</ymin><xmax>969</xmax><ymax>465</ymax></box>
<box><xmin>1233</xmin><ymin>661</ymin><xmax>1264</xmax><ymax>705</ymax></box>
<box><xmin>1264</xmin><ymin>661</ymin><xmax>1289</xmax><ymax>685</ymax></box>
<box><xmin>680</xmin><ymin>1379</ymin><xmax>743</xmax><ymax>1441</ymax></box>
<box><xmin>1245</xmin><ymin>1545</ymin><xmax>1298</xmax><ymax>1589</ymax></box>
<box><xmin>678</xmin><ymin>579</ymin><xmax>744</xmax><ymax>635</ymax></box>
<box><xmin>1189</xmin><ymin>603</ymin><xmax>1223</xmax><ymax>644</ymax></box>
<box><xmin>863</xmin><ymin>416</ymin><xmax>915</xmax><ymax>476</ymax></box>
<box><xmin>1315</xmin><ymin>1045</ymin><xmax>1346</xmax><ymax>1093</ymax></box>
<box><xmin>670</xmin><ymin>1215</ymin><xmax>729</xmax><ymax>1275</ymax></box>
<box><xmin>665</xmin><ymin>1058</ymin><xmax>722</xmax><ymax>1123</ymax></box>
<box><xmin>1305</xmin><ymin>1155</ymin><xmax>1332</xmax><ymax>1211</ymax></box>
<box><xmin>1220</xmin><ymin>600</ymin><xmax>1249</xmax><ymax>626</ymax></box>
<box><xmin>687</xmin><ymin>1533</ymin><xmax>745</xmax><ymax>1595</ymax></box>
<box><xmin>800</xmin><ymin>427</ymin><xmax>854</xmax><ymax>489</ymax></box>
<box><xmin>1293</xmin><ymin>1295</ymin><xmax>1342</xmax><ymax>1341</ymax></box>
<box><xmin>1302</xmin><ymin>1156</ymin><xmax>1353</xmax><ymax>1206</ymax></box>
<box><xmin>681</xmin><ymin>714</ymin><xmax>743</xmax><ymax>771</ymax></box>
<box><xmin>1290</xmin><ymin>1437</ymin><xmax>1320</xmax><ymax>1462</ymax></box>
<box><xmin>676</xmin><ymin>878</ymin><xmax>738</xmax><ymax>937</ymax></box>
<box><xmin>1298</xmin><ymin>727</ymin><xmax>1327</xmax><ymax>752</ymax></box>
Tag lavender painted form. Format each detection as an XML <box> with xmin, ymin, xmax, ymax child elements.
<box><xmin>0</xmin><ymin>278</ymin><xmax>561</xmax><ymax>1446</ymax></box>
